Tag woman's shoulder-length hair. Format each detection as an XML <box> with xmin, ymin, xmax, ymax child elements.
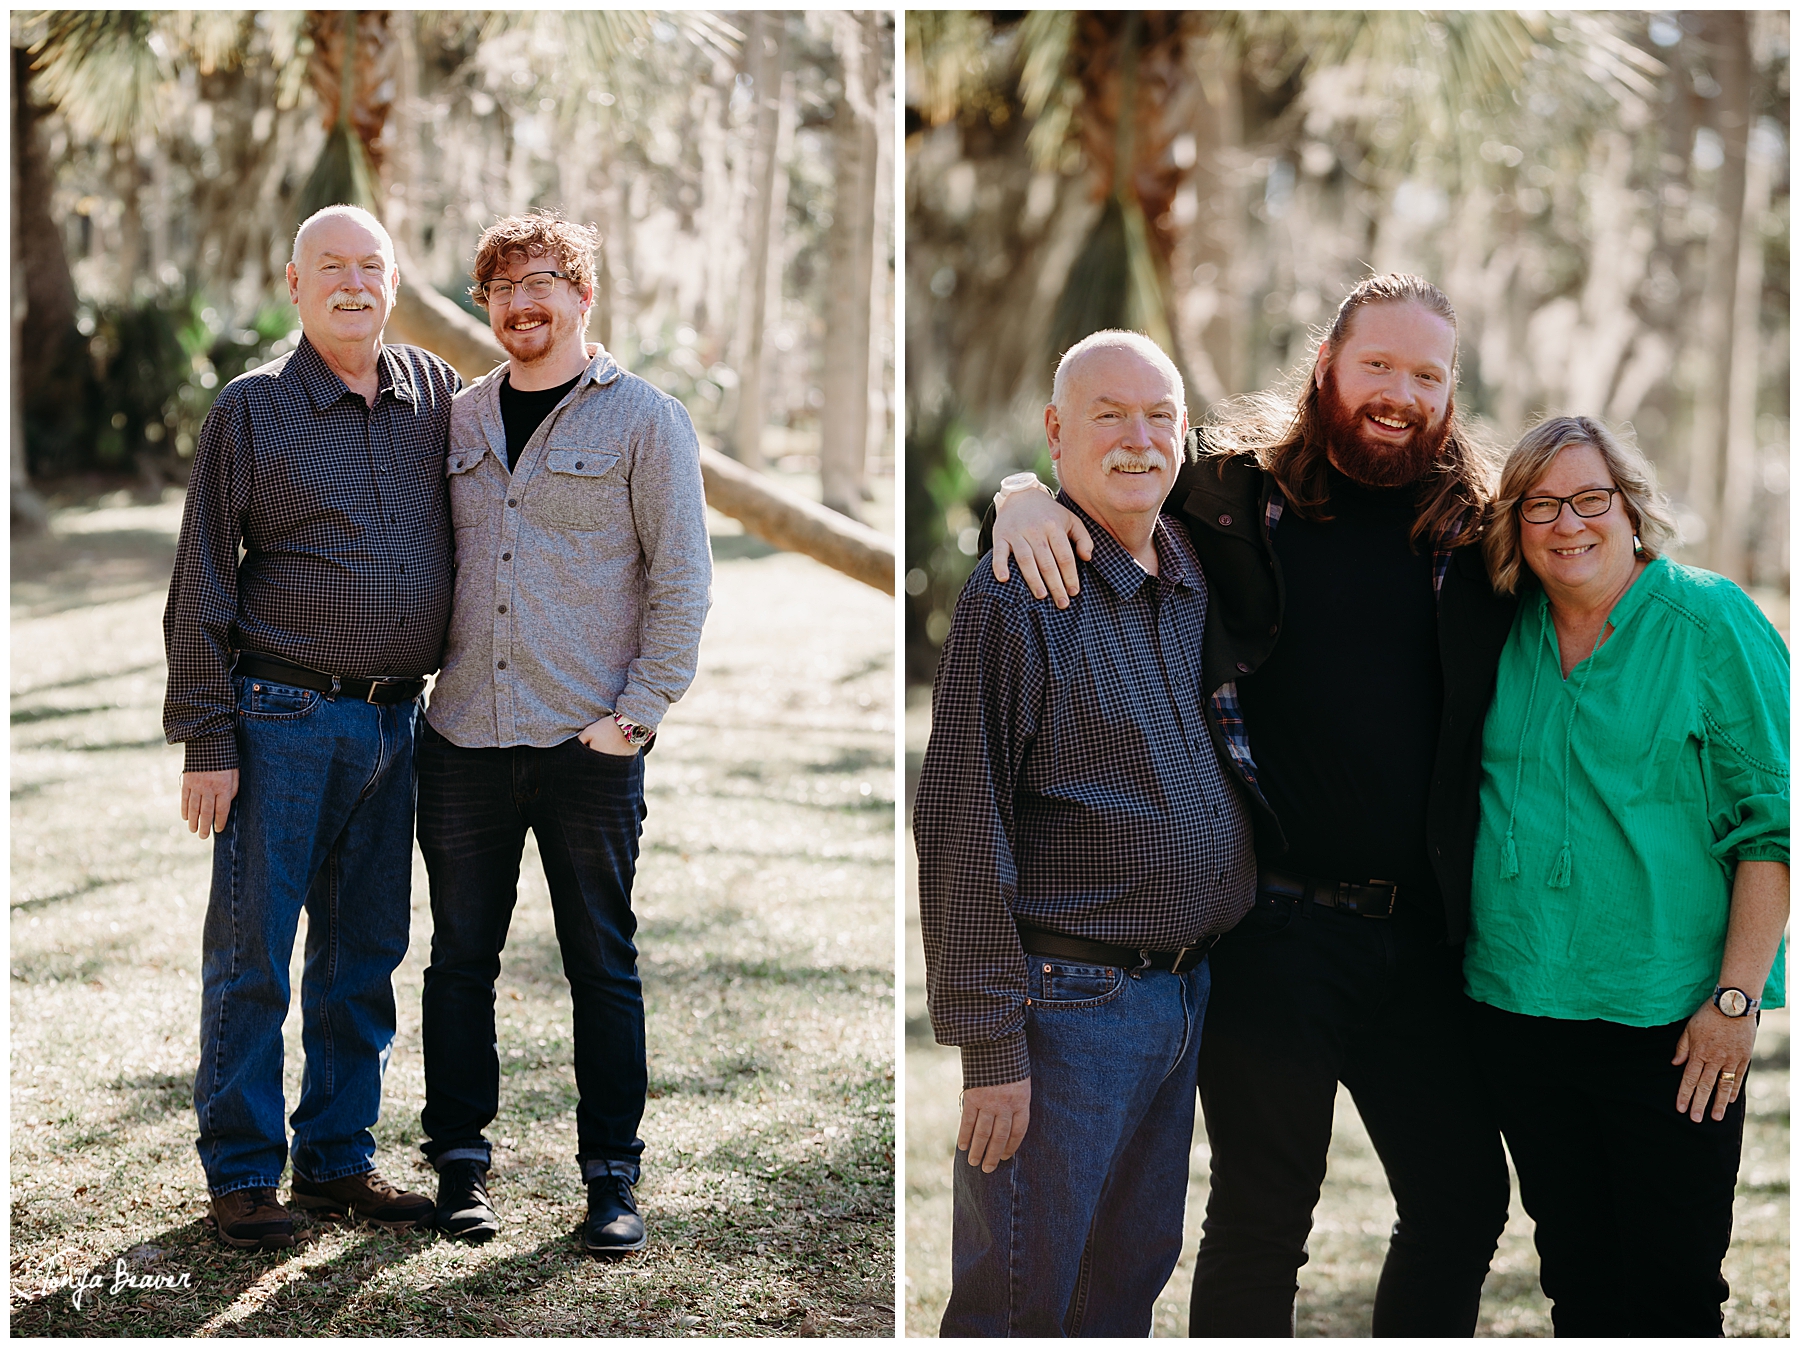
<box><xmin>1483</xmin><ymin>414</ymin><xmax>1679</xmax><ymax>597</ymax></box>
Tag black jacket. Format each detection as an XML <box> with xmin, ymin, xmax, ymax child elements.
<box><xmin>982</xmin><ymin>453</ymin><xmax>1519</xmax><ymax>943</ymax></box>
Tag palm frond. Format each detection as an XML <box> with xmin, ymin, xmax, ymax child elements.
<box><xmin>26</xmin><ymin>10</ymin><xmax>170</xmax><ymax>143</ymax></box>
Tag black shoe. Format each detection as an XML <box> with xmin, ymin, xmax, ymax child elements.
<box><xmin>435</xmin><ymin>1159</ymin><xmax>499</xmax><ymax>1243</ymax></box>
<box><xmin>583</xmin><ymin>1176</ymin><xmax>646</xmax><ymax>1255</ymax></box>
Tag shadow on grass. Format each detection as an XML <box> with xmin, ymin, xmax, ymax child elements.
<box><xmin>10</xmin><ymin>661</ymin><xmax>167</xmax><ymax>700</ymax></box>
<box><xmin>11</xmin><ymin>933</ymin><xmax>139</xmax><ymax>986</ymax></box>
<box><xmin>8</xmin><ymin>1217</ymin><xmax>425</xmax><ymax>1337</ymax></box>
<box><xmin>11</xmin><ymin>877</ymin><xmax>118</xmax><ymax>914</ymax></box>
<box><xmin>11</xmin><ymin>705</ymin><xmax>121</xmax><ymax>726</ymax></box>
<box><xmin>710</xmin><ymin>535</ymin><xmax>780</xmax><ymax>563</ymax></box>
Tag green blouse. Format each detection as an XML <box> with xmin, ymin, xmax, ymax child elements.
<box><xmin>1465</xmin><ymin>557</ymin><xmax>1789</xmax><ymax>1025</ymax></box>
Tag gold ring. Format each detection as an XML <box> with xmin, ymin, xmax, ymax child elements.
<box><xmin>1720</xmin><ymin>1071</ymin><xmax>1737</xmax><ymax>1082</ymax></box>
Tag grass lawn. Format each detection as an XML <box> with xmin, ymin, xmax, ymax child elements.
<box><xmin>11</xmin><ymin>489</ymin><xmax>897</xmax><ymax>1336</ymax></box>
<box><xmin>904</xmin><ymin>685</ymin><xmax>1789</xmax><ymax>1337</ymax></box>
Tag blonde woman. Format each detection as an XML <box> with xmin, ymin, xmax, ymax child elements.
<box><xmin>1466</xmin><ymin>415</ymin><xmax>1788</xmax><ymax>1335</ymax></box>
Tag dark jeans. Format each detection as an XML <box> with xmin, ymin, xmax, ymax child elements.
<box><xmin>1190</xmin><ymin>890</ymin><xmax>1509</xmax><ymax>1336</ymax></box>
<box><xmin>944</xmin><ymin>959</ymin><xmax>1211</xmax><ymax>1337</ymax></box>
<box><xmin>1473</xmin><ymin>1002</ymin><xmax>1745</xmax><ymax>1337</ymax></box>
<box><xmin>415</xmin><ymin>719</ymin><xmax>647</xmax><ymax>1180</ymax></box>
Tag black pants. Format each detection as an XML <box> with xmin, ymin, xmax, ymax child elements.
<box><xmin>1473</xmin><ymin>1002</ymin><xmax>1744</xmax><ymax>1337</ymax></box>
<box><xmin>1190</xmin><ymin>891</ymin><xmax>1509</xmax><ymax>1336</ymax></box>
<box><xmin>415</xmin><ymin>720</ymin><xmax>649</xmax><ymax>1177</ymax></box>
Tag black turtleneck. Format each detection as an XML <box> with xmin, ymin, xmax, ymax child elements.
<box><xmin>1237</xmin><ymin>466</ymin><xmax>1445</xmax><ymax>920</ymax></box>
<box><xmin>497</xmin><ymin>372</ymin><xmax>582</xmax><ymax>469</ymax></box>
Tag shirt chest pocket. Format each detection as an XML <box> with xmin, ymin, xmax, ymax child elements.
<box><xmin>533</xmin><ymin>446</ymin><xmax>625</xmax><ymax>531</ymax></box>
<box><xmin>445</xmin><ymin>443</ymin><xmax>496</xmax><ymax>527</ymax></box>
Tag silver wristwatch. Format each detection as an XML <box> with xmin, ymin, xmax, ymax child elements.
<box><xmin>993</xmin><ymin>471</ymin><xmax>1052</xmax><ymax>512</ymax></box>
<box><xmin>612</xmin><ymin>712</ymin><xmax>654</xmax><ymax>748</ymax></box>
<box><xmin>1712</xmin><ymin>986</ymin><xmax>1761</xmax><ymax>1018</ymax></box>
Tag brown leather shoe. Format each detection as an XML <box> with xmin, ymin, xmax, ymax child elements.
<box><xmin>289</xmin><ymin>1169</ymin><xmax>434</xmax><ymax>1231</ymax></box>
<box><xmin>210</xmin><ymin>1187</ymin><xmax>296</xmax><ymax>1251</ymax></box>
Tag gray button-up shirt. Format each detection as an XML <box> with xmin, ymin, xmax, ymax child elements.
<box><xmin>425</xmin><ymin>344</ymin><xmax>712</xmax><ymax>748</ymax></box>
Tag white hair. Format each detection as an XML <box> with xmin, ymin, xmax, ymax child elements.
<box><xmin>1050</xmin><ymin>329</ymin><xmax>1185</xmax><ymax>413</ymax></box>
<box><xmin>291</xmin><ymin>205</ymin><xmax>395</xmax><ymax>268</ymax></box>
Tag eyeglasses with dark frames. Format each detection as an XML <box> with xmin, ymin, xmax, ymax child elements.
<box><xmin>1517</xmin><ymin>487</ymin><xmax>1621</xmax><ymax>525</ymax></box>
<box><xmin>474</xmin><ymin>270</ymin><xmax>573</xmax><ymax>306</ymax></box>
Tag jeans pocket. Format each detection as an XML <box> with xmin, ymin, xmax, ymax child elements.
<box><xmin>1028</xmin><ymin>959</ymin><xmax>1126</xmax><ymax>1009</ymax></box>
<box><xmin>1227</xmin><ymin>893</ymin><xmax>1297</xmax><ymax>941</ymax></box>
<box><xmin>236</xmin><ymin>677</ymin><xmax>323</xmax><ymax>721</ymax></box>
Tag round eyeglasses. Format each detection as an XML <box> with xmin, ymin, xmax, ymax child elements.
<box><xmin>1517</xmin><ymin>487</ymin><xmax>1620</xmax><ymax>524</ymax></box>
<box><xmin>475</xmin><ymin>270</ymin><xmax>572</xmax><ymax>306</ymax></box>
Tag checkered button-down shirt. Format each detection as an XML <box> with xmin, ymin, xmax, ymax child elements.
<box><xmin>163</xmin><ymin>337</ymin><xmax>461</xmax><ymax>772</ymax></box>
<box><xmin>915</xmin><ymin>494</ymin><xmax>1257</xmax><ymax>1088</ymax></box>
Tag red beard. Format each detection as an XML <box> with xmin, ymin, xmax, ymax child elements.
<box><xmin>1318</xmin><ymin>366</ymin><xmax>1451</xmax><ymax>489</ymax></box>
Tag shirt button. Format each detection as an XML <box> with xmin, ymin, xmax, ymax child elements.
<box><xmin>1236</xmin><ymin>661</ymin><xmax>1250</xmax><ymax>673</ymax></box>
<box><xmin>497</xmin><ymin>604</ymin><xmax>507</xmax><ymax>614</ymax></box>
<box><xmin>502</xmin><ymin>552</ymin><xmax>512</xmax><ymax>561</ymax></box>
<box><xmin>497</xmin><ymin>660</ymin><xmax>508</xmax><ymax>670</ymax></box>
<box><xmin>1218</xmin><ymin>513</ymin><xmax>1232</xmax><ymax>527</ymax></box>
<box><xmin>507</xmin><ymin>498</ymin><xmax>518</xmax><ymax>507</ymax></box>
<box><xmin>574</xmin><ymin>461</ymin><xmax>584</xmax><ymax>469</ymax></box>
<box><xmin>1269</xmin><ymin>624</ymin><xmax>1278</xmax><ymax>636</ymax></box>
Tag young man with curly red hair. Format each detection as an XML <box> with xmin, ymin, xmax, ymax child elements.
<box><xmin>417</xmin><ymin>211</ymin><xmax>712</xmax><ymax>1254</ymax></box>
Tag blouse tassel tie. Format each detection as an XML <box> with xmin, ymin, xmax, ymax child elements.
<box><xmin>1547</xmin><ymin>640</ymin><xmax>1599</xmax><ymax>890</ymax></box>
<box><xmin>1497</xmin><ymin>619</ymin><xmax>1549</xmax><ymax>881</ymax></box>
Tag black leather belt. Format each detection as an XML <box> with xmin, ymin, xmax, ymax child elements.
<box><xmin>1016</xmin><ymin>921</ymin><xmax>1218</xmax><ymax>975</ymax></box>
<box><xmin>234</xmin><ymin>651</ymin><xmax>426</xmax><ymax>706</ymax></box>
<box><xmin>1260</xmin><ymin>867</ymin><xmax>1397</xmax><ymax>919</ymax></box>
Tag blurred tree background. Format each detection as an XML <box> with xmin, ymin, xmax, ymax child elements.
<box><xmin>11</xmin><ymin>9</ymin><xmax>894</xmax><ymax>528</ymax></box>
<box><xmin>904</xmin><ymin>10</ymin><xmax>1788</xmax><ymax>683</ymax></box>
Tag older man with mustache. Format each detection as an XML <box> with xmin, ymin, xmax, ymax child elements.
<box><xmin>989</xmin><ymin>276</ymin><xmax>1517</xmax><ymax>1336</ymax></box>
<box><xmin>917</xmin><ymin>330</ymin><xmax>1256</xmax><ymax>1334</ymax></box>
<box><xmin>164</xmin><ymin>205</ymin><xmax>455</xmax><ymax>1249</ymax></box>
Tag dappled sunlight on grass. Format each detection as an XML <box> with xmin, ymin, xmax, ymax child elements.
<box><xmin>12</xmin><ymin>506</ymin><xmax>896</xmax><ymax>1337</ymax></box>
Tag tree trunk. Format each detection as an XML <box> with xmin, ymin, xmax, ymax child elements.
<box><xmin>12</xmin><ymin>41</ymin><xmax>73</xmax><ymax>523</ymax></box>
<box><xmin>1714</xmin><ymin>122</ymin><xmax>1772</xmax><ymax>582</ymax></box>
<box><xmin>819</xmin><ymin>10</ymin><xmax>878</xmax><ymax>520</ymax></box>
<box><xmin>1684</xmin><ymin>11</ymin><xmax>1750</xmax><ymax>553</ymax></box>
<box><xmin>385</xmin><ymin>268</ymin><xmax>893</xmax><ymax>592</ymax></box>
<box><xmin>732</xmin><ymin>12</ymin><xmax>787</xmax><ymax>470</ymax></box>
<box><xmin>862</xmin><ymin>11</ymin><xmax>893</xmax><ymax>482</ymax></box>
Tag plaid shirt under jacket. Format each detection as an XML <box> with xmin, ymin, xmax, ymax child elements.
<box><xmin>1205</xmin><ymin>491</ymin><xmax>1459</xmax><ymax>791</ymax></box>
<box><xmin>915</xmin><ymin>495</ymin><xmax>1257</xmax><ymax>1089</ymax></box>
<box><xmin>163</xmin><ymin>337</ymin><xmax>461</xmax><ymax>772</ymax></box>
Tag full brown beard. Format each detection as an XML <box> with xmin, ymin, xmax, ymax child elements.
<box><xmin>1317</xmin><ymin>366</ymin><xmax>1451</xmax><ymax>489</ymax></box>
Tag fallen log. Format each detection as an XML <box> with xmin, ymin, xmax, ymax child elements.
<box><xmin>386</xmin><ymin>259</ymin><xmax>895</xmax><ymax>595</ymax></box>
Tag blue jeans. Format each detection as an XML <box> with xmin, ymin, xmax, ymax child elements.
<box><xmin>942</xmin><ymin>958</ymin><xmax>1210</xmax><ymax>1338</ymax></box>
<box><xmin>414</xmin><ymin>720</ymin><xmax>647</xmax><ymax>1179</ymax></box>
<box><xmin>194</xmin><ymin>676</ymin><xmax>417</xmax><ymax>1195</ymax></box>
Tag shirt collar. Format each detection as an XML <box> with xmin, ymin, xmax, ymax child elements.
<box><xmin>1532</xmin><ymin>553</ymin><xmax>1667</xmax><ymax>632</ymax></box>
<box><xmin>288</xmin><ymin>335</ymin><xmax>407</xmax><ymax>410</ymax></box>
<box><xmin>577</xmin><ymin>342</ymin><xmax>623</xmax><ymax>388</ymax></box>
<box><xmin>1058</xmin><ymin>491</ymin><xmax>1202</xmax><ymax>598</ymax></box>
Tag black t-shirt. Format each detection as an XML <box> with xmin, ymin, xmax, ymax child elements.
<box><xmin>1238</xmin><ymin>466</ymin><xmax>1445</xmax><ymax>919</ymax></box>
<box><xmin>496</xmin><ymin>372</ymin><xmax>582</xmax><ymax>469</ymax></box>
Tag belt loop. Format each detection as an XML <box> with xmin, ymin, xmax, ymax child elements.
<box><xmin>328</xmin><ymin>675</ymin><xmax>341</xmax><ymax>701</ymax></box>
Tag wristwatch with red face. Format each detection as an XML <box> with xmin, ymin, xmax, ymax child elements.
<box><xmin>1713</xmin><ymin>986</ymin><xmax>1761</xmax><ymax>1018</ymax></box>
<box><xmin>612</xmin><ymin>712</ymin><xmax>654</xmax><ymax>748</ymax></box>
